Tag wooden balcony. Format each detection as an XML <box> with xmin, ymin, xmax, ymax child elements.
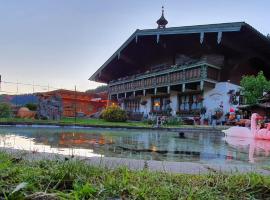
<box><xmin>109</xmin><ymin>61</ymin><xmax>220</xmax><ymax>95</ymax></box>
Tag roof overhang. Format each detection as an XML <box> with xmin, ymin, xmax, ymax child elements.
<box><xmin>89</xmin><ymin>22</ymin><xmax>270</xmax><ymax>83</ymax></box>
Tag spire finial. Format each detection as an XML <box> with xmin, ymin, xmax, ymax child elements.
<box><xmin>157</xmin><ymin>6</ymin><xmax>168</xmax><ymax>29</ymax></box>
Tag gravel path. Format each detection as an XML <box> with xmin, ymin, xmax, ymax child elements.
<box><xmin>1</xmin><ymin>147</ymin><xmax>270</xmax><ymax>175</ymax></box>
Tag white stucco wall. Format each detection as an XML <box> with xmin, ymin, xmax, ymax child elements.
<box><xmin>203</xmin><ymin>82</ymin><xmax>241</xmax><ymax>117</ymax></box>
<box><xmin>138</xmin><ymin>92</ymin><xmax>179</xmax><ymax>117</ymax></box>
<box><xmin>170</xmin><ymin>92</ymin><xmax>178</xmax><ymax>116</ymax></box>
<box><xmin>140</xmin><ymin>95</ymin><xmax>152</xmax><ymax>116</ymax></box>
<box><xmin>122</xmin><ymin>82</ymin><xmax>241</xmax><ymax>119</ymax></box>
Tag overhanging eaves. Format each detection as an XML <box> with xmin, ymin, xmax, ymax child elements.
<box><xmin>89</xmin><ymin>22</ymin><xmax>250</xmax><ymax>83</ymax></box>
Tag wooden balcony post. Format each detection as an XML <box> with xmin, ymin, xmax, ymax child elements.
<box><xmin>167</xmin><ymin>86</ymin><xmax>170</xmax><ymax>94</ymax></box>
<box><xmin>200</xmin><ymin>80</ymin><xmax>204</xmax><ymax>91</ymax></box>
<box><xmin>182</xmin><ymin>84</ymin><xmax>185</xmax><ymax>92</ymax></box>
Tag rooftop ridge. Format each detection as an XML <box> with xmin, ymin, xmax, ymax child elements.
<box><xmin>140</xmin><ymin>21</ymin><xmax>246</xmax><ymax>32</ymax></box>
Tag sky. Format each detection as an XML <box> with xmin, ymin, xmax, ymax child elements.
<box><xmin>0</xmin><ymin>0</ymin><xmax>270</xmax><ymax>94</ymax></box>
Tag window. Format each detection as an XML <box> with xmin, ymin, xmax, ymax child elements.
<box><xmin>178</xmin><ymin>93</ymin><xmax>202</xmax><ymax>114</ymax></box>
<box><xmin>151</xmin><ymin>95</ymin><xmax>170</xmax><ymax>113</ymax></box>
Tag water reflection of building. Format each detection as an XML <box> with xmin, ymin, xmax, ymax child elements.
<box><xmin>3</xmin><ymin>127</ymin><xmax>270</xmax><ymax>164</ymax></box>
<box><xmin>33</xmin><ymin>132</ymin><xmax>114</xmax><ymax>149</ymax></box>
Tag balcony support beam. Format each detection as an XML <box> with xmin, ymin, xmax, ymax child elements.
<box><xmin>167</xmin><ymin>86</ymin><xmax>170</xmax><ymax>94</ymax></box>
<box><xmin>182</xmin><ymin>84</ymin><xmax>186</xmax><ymax>92</ymax></box>
<box><xmin>217</xmin><ymin>31</ymin><xmax>222</xmax><ymax>44</ymax></box>
<box><xmin>200</xmin><ymin>80</ymin><xmax>204</xmax><ymax>91</ymax></box>
<box><xmin>200</xmin><ymin>32</ymin><xmax>204</xmax><ymax>44</ymax></box>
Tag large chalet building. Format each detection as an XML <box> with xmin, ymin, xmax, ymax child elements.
<box><xmin>90</xmin><ymin>9</ymin><xmax>270</xmax><ymax>119</ymax></box>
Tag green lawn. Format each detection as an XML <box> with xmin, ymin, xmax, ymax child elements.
<box><xmin>0</xmin><ymin>117</ymin><xmax>151</xmax><ymax>127</ymax></box>
<box><xmin>0</xmin><ymin>117</ymin><xmax>229</xmax><ymax>129</ymax></box>
<box><xmin>1</xmin><ymin>151</ymin><xmax>270</xmax><ymax>199</ymax></box>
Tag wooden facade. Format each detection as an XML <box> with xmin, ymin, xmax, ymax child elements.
<box><xmin>90</xmin><ymin>22</ymin><xmax>270</xmax><ymax>117</ymax></box>
<box><xmin>109</xmin><ymin>62</ymin><xmax>219</xmax><ymax>95</ymax></box>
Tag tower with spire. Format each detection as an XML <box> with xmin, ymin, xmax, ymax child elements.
<box><xmin>156</xmin><ymin>6</ymin><xmax>168</xmax><ymax>29</ymax></box>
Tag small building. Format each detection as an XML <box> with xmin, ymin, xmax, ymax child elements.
<box><xmin>89</xmin><ymin>9</ymin><xmax>270</xmax><ymax>120</ymax></box>
<box><xmin>37</xmin><ymin>89</ymin><xmax>108</xmax><ymax>119</ymax></box>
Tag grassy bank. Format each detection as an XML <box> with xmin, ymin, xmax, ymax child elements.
<box><xmin>0</xmin><ymin>117</ymin><xmax>228</xmax><ymax>129</ymax></box>
<box><xmin>1</xmin><ymin>152</ymin><xmax>270</xmax><ymax>199</ymax></box>
<box><xmin>0</xmin><ymin>117</ymin><xmax>150</xmax><ymax>128</ymax></box>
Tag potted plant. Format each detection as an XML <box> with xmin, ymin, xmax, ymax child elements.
<box><xmin>214</xmin><ymin>107</ymin><xmax>224</xmax><ymax>119</ymax></box>
<box><xmin>165</xmin><ymin>99</ymin><xmax>171</xmax><ymax>104</ymax></box>
<box><xmin>200</xmin><ymin>106</ymin><xmax>207</xmax><ymax>115</ymax></box>
<box><xmin>227</xmin><ymin>90</ymin><xmax>234</xmax><ymax>95</ymax></box>
<box><xmin>166</xmin><ymin>106</ymin><xmax>172</xmax><ymax>115</ymax></box>
<box><xmin>140</xmin><ymin>100</ymin><xmax>147</xmax><ymax>106</ymax></box>
<box><xmin>203</xmin><ymin>116</ymin><xmax>209</xmax><ymax>125</ymax></box>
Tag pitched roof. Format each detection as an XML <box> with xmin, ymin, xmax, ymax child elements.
<box><xmin>89</xmin><ymin>22</ymin><xmax>270</xmax><ymax>82</ymax></box>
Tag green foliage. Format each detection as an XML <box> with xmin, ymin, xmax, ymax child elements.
<box><xmin>72</xmin><ymin>183</ymin><xmax>97</xmax><ymax>200</ymax></box>
<box><xmin>25</xmin><ymin>103</ymin><xmax>37</xmax><ymax>111</ymax></box>
<box><xmin>0</xmin><ymin>103</ymin><xmax>12</xmax><ymax>118</ymax></box>
<box><xmin>240</xmin><ymin>71</ymin><xmax>270</xmax><ymax>105</ymax></box>
<box><xmin>164</xmin><ymin>116</ymin><xmax>184</xmax><ymax>126</ymax></box>
<box><xmin>86</xmin><ymin>85</ymin><xmax>108</xmax><ymax>94</ymax></box>
<box><xmin>143</xmin><ymin>118</ymin><xmax>155</xmax><ymax>125</ymax></box>
<box><xmin>101</xmin><ymin>105</ymin><xmax>127</xmax><ymax>122</ymax></box>
<box><xmin>1</xmin><ymin>152</ymin><xmax>270</xmax><ymax>199</ymax></box>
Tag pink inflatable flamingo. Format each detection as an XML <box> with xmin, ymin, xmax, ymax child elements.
<box><xmin>223</xmin><ymin>113</ymin><xmax>270</xmax><ymax>140</ymax></box>
<box><xmin>224</xmin><ymin>136</ymin><xmax>270</xmax><ymax>163</ymax></box>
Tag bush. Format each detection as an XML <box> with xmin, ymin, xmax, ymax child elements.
<box><xmin>25</xmin><ymin>103</ymin><xmax>37</xmax><ymax>111</ymax></box>
<box><xmin>0</xmin><ymin>103</ymin><xmax>12</xmax><ymax>118</ymax></box>
<box><xmin>240</xmin><ymin>71</ymin><xmax>270</xmax><ymax>104</ymax></box>
<box><xmin>101</xmin><ymin>105</ymin><xmax>127</xmax><ymax>122</ymax></box>
<box><xmin>143</xmin><ymin>118</ymin><xmax>156</xmax><ymax>125</ymax></box>
<box><xmin>164</xmin><ymin>117</ymin><xmax>184</xmax><ymax>126</ymax></box>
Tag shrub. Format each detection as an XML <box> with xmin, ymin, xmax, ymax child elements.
<box><xmin>25</xmin><ymin>103</ymin><xmax>37</xmax><ymax>111</ymax></box>
<box><xmin>164</xmin><ymin>116</ymin><xmax>184</xmax><ymax>126</ymax></box>
<box><xmin>240</xmin><ymin>71</ymin><xmax>270</xmax><ymax>104</ymax></box>
<box><xmin>101</xmin><ymin>105</ymin><xmax>127</xmax><ymax>122</ymax></box>
<box><xmin>0</xmin><ymin>103</ymin><xmax>12</xmax><ymax>118</ymax></box>
<box><xmin>143</xmin><ymin>118</ymin><xmax>156</xmax><ymax>125</ymax></box>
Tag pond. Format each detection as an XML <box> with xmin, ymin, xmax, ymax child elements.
<box><xmin>0</xmin><ymin>126</ymin><xmax>270</xmax><ymax>166</ymax></box>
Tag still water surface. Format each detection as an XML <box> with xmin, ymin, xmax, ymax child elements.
<box><xmin>1</xmin><ymin>126</ymin><xmax>270</xmax><ymax>166</ymax></box>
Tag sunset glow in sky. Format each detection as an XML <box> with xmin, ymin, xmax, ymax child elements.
<box><xmin>0</xmin><ymin>0</ymin><xmax>270</xmax><ymax>94</ymax></box>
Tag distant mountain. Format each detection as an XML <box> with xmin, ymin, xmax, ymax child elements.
<box><xmin>0</xmin><ymin>94</ymin><xmax>38</xmax><ymax>106</ymax></box>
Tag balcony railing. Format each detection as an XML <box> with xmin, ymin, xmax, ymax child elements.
<box><xmin>109</xmin><ymin>61</ymin><xmax>220</xmax><ymax>94</ymax></box>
